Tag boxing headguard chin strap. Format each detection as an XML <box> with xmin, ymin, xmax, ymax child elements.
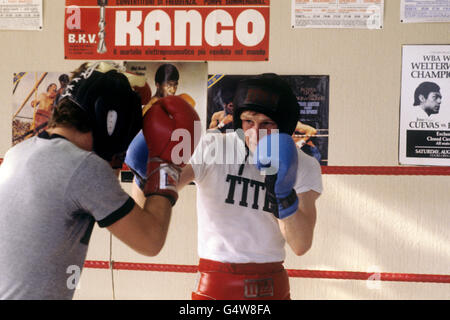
<box><xmin>61</xmin><ymin>62</ymin><xmax>143</xmax><ymax>167</ymax></box>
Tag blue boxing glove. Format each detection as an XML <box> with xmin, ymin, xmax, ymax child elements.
<box><xmin>124</xmin><ymin>130</ymin><xmax>148</xmax><ymax>190</ymax></box>
<box><xmin>255</xmin><ymin>133</ymin><xmax>299</xmax><ymax>219</ymax></box>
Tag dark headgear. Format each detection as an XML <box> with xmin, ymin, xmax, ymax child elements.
<box><xmin>233</xmin><ymin>74</ymin><xmax>300</xmax><ymax>135</ymax></box>
<box><xmin>58</xmin><ymin>74</ymin><xmax>70</xmax><ymax>83</ymax></box>
<box><xmin>61</xmin><ymin>63</ymin><xmax>142</xmax><ymax>162</ymax></box>
<box><xmin>155</xmin><ymin>64</ymin><xmax>179</xmax><ymax>85</ymax></box>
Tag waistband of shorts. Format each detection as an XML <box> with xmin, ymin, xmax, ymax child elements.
<box><xmin>198</xmin><ymin>258</ymin><xmax>284</xmax><ymax>275</ymax></box>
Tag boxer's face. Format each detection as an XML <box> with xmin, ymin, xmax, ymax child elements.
<box><xmin>420</xmin><ymin>91</ymin><xmax>442</xmax><ymax>115</ymax></box>
<box><xmin>240</xmin><ymin>111</ymin><xmax>277</xmax><ymax>152</ymax></box>
<box><xmin>224</xmin><ymin>102</ymin><xmax>234</xmax><ymax>114</ymax></box>
<box><xmin>158</xmin><ymin>80</ymin><xmax>178</xmax><ymax>97</ymax></box>
<box><xmin>48</xmin><ymin>84</ymin><xmax>57</xmax><ymax>98</ymax></box>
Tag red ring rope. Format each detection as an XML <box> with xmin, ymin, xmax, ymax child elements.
<box><xmin>1</xmin><ymin>159</ymin><xmax>449</xmax><ymax>175</ymax></box>
<box><xmin>84</xmin><ymin>260</ymin><xmax>450</xmax><ymax>284</ymax></box>
<box><xmin>321</xmin><ymin>166</ymin><xmax>450</xmax><ymax>175</ymax></box>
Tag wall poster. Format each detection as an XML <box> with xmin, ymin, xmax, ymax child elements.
<box><xmin>0</xmin><ymin>0</ymin><xmax>42</xmax><ymax>30</ymax></box>
<box><xmin>399</xmin><ymin>45</ymin><xmax>450</xmax><ymax>166</ymax></box>
<box><xmin>291</xmin><ymin>0</ymin><xmax>383</xmax><ymax>29</ymax></box>
<box><xmin>401</xmin><ymin>0</ymin><xmax>450</xmax><ymax>23</ymax></box>
<box><xmin>207</xmin><ymin>74</ymin><xmax>329</xmax><ymax>166</ymax></box>
<box><xmin>64</xmin><ymin>0</ymin><xmax>270</xmax><ymax>61</ymax></box>
<box><xmin>124</xmin><ymin>61</ymin><xmax>208</xmax><ymax>131</ymax></box>
<box><xmin>12</xmin><ymin>71</ymin><xmax>70</xmax><ymax>146</ymax></box>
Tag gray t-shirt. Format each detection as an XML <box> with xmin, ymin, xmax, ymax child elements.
<box><xmin>0</xmin><ymin>133</ymin><xmax>134</xmax><ymax>300</ymax></box>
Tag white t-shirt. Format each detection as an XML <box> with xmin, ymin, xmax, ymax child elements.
<box><xmin>190</xmin><ymin>132</ymin><xmax>322</xmax><ymax>263</ymax></box>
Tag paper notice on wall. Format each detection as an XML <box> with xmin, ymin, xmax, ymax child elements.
<box><xmin>291</xmin><ymin>0</ymin><xmax>384</xmax><ymax>29</ymax></box>
<box><xmin>401</xmin><ymin>0</ymin><xmax>450</xmax><ymax>23</ymax></box>
<box><xmin>0</xmin><ymin>0</ymin><xmax>42</xmax><ymax>30</ymax></box>
<box><xmin>399</xmin><ymin>45</ymin><xmax>450</xmax><ymax>166</ymax></box>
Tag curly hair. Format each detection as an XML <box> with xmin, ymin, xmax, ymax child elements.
<box><xmin>47</xmin><ymin>98</ymin><xmax>91</xmax><ymax>133</ymax></box>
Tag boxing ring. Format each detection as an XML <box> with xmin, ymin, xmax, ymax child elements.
<box><xmin>84</xmin><ymin>165</ymin><xmax>450</xmax><ymax>287</ymax></box>
<box><xmin>0</xmin><ymin>157</ymin><xmax>449</xmax><ymax>285</ymax></box>
<box><xmin>1</xmin><ymin>157</ymin><xmax>448</xmax><ymax>292</ymax></box>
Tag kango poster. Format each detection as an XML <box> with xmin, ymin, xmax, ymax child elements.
<box><xmin>207</xmin><ymin>74</ymin><xmax>329</xmax><ymax>166</ymax></box>
<box><xmin>399</xmin><ymin>45</ymin><xmax>450</xmax><ymax>166</ymax></box>
<box><xmin>64</xmin><ymin>0</ymin><xmax>270</xmax><ymax>61</ymax></box>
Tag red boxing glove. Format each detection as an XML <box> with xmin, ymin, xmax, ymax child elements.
<box><xmin>142</xmin><ymin>95</ymin><xmax>200</xmax><ymax>205</ymax></box>
<box><xmin>133</xmin><ymin>81</ymin><xmax>151</xmax><ymax>106</ymax></box>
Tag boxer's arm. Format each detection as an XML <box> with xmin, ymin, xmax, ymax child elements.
<box><xmin>107</xmin><ymin>195</ymin><xmax>172</xmax><ymax>257</ymax></box>
<box><xmin>131</xmin><ymin>180</ymin><xmax>146</xmax><ymax>207</ymax></box>
<box><xmin>209</xmin><ymin>112</ymin><xmax>221</xmax><ymax>129</ymax></box>
<box><xmin>278</xmin><ymin>190</ymin><xmax>320</xmax><ymax>256</ymax></box>
<box><xmin>108</xmin><ymin>162</ymin><xmax>195</xmax><ymax>257</ymax></box>
<box><xmin>111</xmin><ymin>96</ymin><xmax>199</xmax><ymax>256</ymax></box>
<box><xmin>177</xmin><ymin>164</ymin><xmax>195</xmax><ymax>190</ymax></box>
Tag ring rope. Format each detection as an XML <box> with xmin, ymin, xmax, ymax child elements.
<box><xmin>84</xmin><ymin>260</ymin><xmax>450</xmax><ymax>284</ymax></box>
<box><xmin>122</xmin><ymin>164</ymin><xmax>450</xmax><ymax>176</ymax></box>
<box><xmin>1</xmin><ymin>158</ymin><xmax>449</xmax><ymax>176</ymax></box>
<box><xmin>321</xmin><ymin>166</ymin><xmax>450</xmax><ymax>176</ymax></box>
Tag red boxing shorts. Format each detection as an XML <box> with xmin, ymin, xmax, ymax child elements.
<box><xmin>34</xmin><ymin>109</ymin><xmax>50</xmax><ymax>129</ymax></box>
<box><xmin>192</xmin><ymin>258</ymin><xmax>290</xmax><ymax>300</ymax></box>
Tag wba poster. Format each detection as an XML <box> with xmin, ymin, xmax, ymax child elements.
<box><xmin>64</xmin><ymin>0</ymin><xmax>270</xmax><ymax>61</ymax></box>
<box><xmin>399</xmin><ymin>45</ymin><xmax>450</xmax><ymax>166</ymax></box>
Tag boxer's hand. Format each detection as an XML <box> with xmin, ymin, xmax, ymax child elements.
<box><xmin>132</xmin><ymin>81</ymin><xmax>151</xmax><ymax>106</ymax></box>
<box><xmin>255</xmin><ymin>133</ymin><xmax>299</xmax><ymax>219</ymax></box>
<box><xmin>142</xmin><ymin>96</ymin><xmax>200</xmax><ymax>205</ymax></box>
<box><xmin>218</xmin><ymin>114</ymin><xmax>233</xmax><ymax>129</ymax></box>
<box><xmin>125</xmin><ymin>131</ymin><xmax>148</xmax><ymax>189</ymax></box>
